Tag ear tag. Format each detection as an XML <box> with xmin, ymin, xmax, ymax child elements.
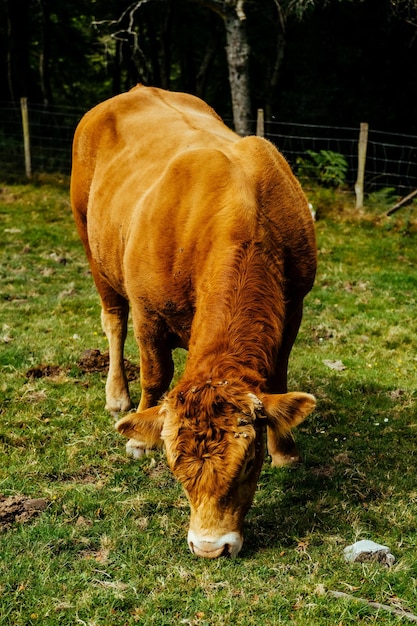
<box><xmin>247</xmin><ymin>392</ymin><xmax>264</xmax><ymax>416</ymax></box>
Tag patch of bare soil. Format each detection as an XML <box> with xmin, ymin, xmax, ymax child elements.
<box><xmin>25</xmin><ymin>349</ymin><xmax>140</xmax><ymax>381</ymax></box>
<box><xmin>0</xmin><ymin>495</ymin><xmax>48</xmax><ymax>532</ymax></box>
<box><xmin>26</xmin><ymin>364</ymin><xmax>64</xmax><ymax>379</ymax></box>
<box><xmin>77</xmin><ymin>349</ymin><xmax>140</xmax><ymax>380</ymax></box>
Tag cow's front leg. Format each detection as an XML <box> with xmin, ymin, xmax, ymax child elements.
<box><xmin>267</xmin><ymin>303</ymin><xmax>304</xmax><ymax>466</ymax></box>
<box><xmin>267</xmin><ymin>428</ymin><xmax>301</xmax><ymax>467</ymax></box>
<box><xmin>125</xmin><ymin>321</ymin><xmax>174</xmax><ymax>459</ymax></box>
<box><xmin>101</xmin><ymin>299</ymin><xmax>132</xmax><ymax>416</ymax></box>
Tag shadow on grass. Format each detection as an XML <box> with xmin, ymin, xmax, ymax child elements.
<box><xmin>243</xmin><ymin>380</ymin><xmax>416</xmax><ymax>557</ymax></box>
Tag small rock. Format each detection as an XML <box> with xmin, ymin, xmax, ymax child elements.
<box><xmin>49</xmin><ymin>252</ymin><xmax>67</xmax><ymax>264</ymax></box>
<box><xmin>344</xmin><ymin>540</ymin><xmax>395</xmax><ymax>567</ymax></box>
<box><xmin>323</xmin><ymin>359</ymin><xmax>346</xmax><ymax>371</ymax></box>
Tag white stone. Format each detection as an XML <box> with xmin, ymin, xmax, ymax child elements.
<box><xmin>344</xmin><ymin>540</ymin><xmax>395</xmax><ymax>566</ymax></box>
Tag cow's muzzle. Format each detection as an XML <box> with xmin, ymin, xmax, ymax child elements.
<box><xmin>187</xmin><ymin>530</ymin><xmax>243</xmax><ymax>558</ymax></box>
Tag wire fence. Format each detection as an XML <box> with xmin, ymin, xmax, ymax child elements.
<box><xmin>0</xmin><ymin>101</ymin><xmax>84</xmax><ymax>177</ymax></box>
<box><xmin>1</xmin><ymin>100</ymin><xmax>417</xmax><ymax>195</ymax></box>
<box><xmin>265</xmin><ymin>120</ymin><xmax>417</xmax><ymax>194</ymax></box>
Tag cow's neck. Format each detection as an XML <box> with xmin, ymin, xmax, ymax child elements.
<box><xmin>185</xmin><ymin>241</ymin><xmax>285</xmax><ymax>387</ymax></box>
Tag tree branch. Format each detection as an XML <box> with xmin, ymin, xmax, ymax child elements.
<box><xmin>190</xmin><ymin>0</ymin><xmax>246</xmax><ymax>21</ymax></box>
<box><xmin>234</xmin><ymin>0</ymin><xmax>246</xmax><ymax>20</ymax></box>
<box><xmin>386</xmin><ymin>188</ymin><xmax>417</xmax><ymax>215</ymax></box>
<box><xmin>273</xmin><ymin>0</ymin><xmax>286</xmax><ymax>35</ymax></box>
<box><xmin>390</xmin><ymin>0</ymin><xmax>417</xmax><ymax>28</ymax></box>
<box><xmin>329</xmin><ymin>591</ymin><xmax>417</xmax><ymax>622</ymax></box>
<box><xmin>189</xmin><ymin>0</ymin><xmax>227</xmax><ymax>19</ymax></box>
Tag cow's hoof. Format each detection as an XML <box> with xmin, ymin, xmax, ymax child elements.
<box><xmin>126</xmin><ymin>438</ymin><xmax>153</xmax><ymax>459</ymax></box>
<box><xmin>105</xmin><ymin>395</ymin><xmax>132</xmax><ymax>416</ymax></box>
<box><xmin>109</xmin><ymin>407</ymin><xmax>135</xmax><ymax>421</ymax></box>
<box><xmin>270</xmin><ymin>453</ymin><xmax>301</xmax><ymax>467</ymax></box>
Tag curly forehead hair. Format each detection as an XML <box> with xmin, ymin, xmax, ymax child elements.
<box><xmin>167</xmin><ymin>377</ymin><xmax>260</xmax><ymax>427</ymax></box>
<box><xmin>162</xmin><ymin>378</ymin><xmax>262</xmax><ymax>497</ymax></box>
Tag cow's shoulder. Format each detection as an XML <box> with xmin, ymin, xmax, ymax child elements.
<box><xmin>233</xmin><ymin>136</ymin><xmax>314</xmax><ymax>224</ymax></box>
<box><xmin>231</xmin><ymin>136</ymin><xmax>293</xmax><ymax>183</ymax></box>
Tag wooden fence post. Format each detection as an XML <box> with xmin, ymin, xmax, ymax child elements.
<box><xmin>355</xmin><ymin>122</ymin><xmax>368</xmax><ymax>209</ymax></box>
<box><xmin>256</xmin><ymin>108</ymin><xmax>264</xmax><ymax>137</ymax></box>
<box><xmin>20</xmin><ymin>97</ymin><xmax>32</xmax><ymax>179</ymax></box>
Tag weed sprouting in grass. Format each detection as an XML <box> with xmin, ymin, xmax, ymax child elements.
<box><xmin>1</xmin><ymin>180</ymin><xmax>416</xmax><ymax>624</ymax></box>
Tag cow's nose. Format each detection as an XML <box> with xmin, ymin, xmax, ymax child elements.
<box><xmin>187</xmin><ymin>531</ymin><xmax>243</xmax><ymax>558</ymax></box>
<box><xmin>189</xmin><ymin>540</ymin><xmax>227</xmax><ymax>559</ymax></box>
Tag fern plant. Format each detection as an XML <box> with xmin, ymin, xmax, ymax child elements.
<box><xmin>297</xmin><ymin>149</ymin><xmax>348</xmax><ymax>187</ymax></box>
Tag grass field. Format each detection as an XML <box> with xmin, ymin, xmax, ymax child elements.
<box><xmin>0</xmin><ymin>178</ymin><xmax>416</xmax><ymax>625</ymax></box>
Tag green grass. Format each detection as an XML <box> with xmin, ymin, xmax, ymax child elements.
<box><xmin>1</xmin><ymin>179</ymin><xmax>416</xmax><ymax>625</ymax></box>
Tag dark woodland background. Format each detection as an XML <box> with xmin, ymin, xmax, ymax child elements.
<box><xmin>2</xmin><ymin>0</ymin><xmax>417</xmax><ymax>133</ymax></box>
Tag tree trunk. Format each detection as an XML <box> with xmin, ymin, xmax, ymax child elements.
<box><xmin>265</xmin><ymin>0</ymin><xmax>287</xmax><ymax>122</ymax></box>
<box><xmin>191</xmin><ymin>0</ymin><xmax>252</xmax><ymax>134</ymax></box>
<box><xmin>38</xmin><ymin>0</ymin><xmax>53</xmax><ymax>105</ymax></box>
<box><xmin>224</xmin><ymin>6</ymin><xmax>251</xmax><ymax>135</ymax></box>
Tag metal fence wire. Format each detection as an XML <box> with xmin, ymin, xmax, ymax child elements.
<box><xmin>266</xmin><ymin>120</ymin><xmax>417</xmax><ymax>193</ymax></box>
<box><xmin>1</xmin><ymin>100</ymin><xmax>417</xmax><ymax>194</ymax></box>
<box><xmin>0</xmin><ymin>101</ymin><xmax>84</xmax><ymax>177</ymax></box>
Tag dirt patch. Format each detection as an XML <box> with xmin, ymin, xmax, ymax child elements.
<box><xmin>77</xmin><ymin>348</ymin><xmax>110</xmax><ymax>373</ymax></box>
<box><xmin>25</xmin><ymin>349</ymin><xmax>140</xmax><ymax>381</ymax></box>
<box><xmin>0</xmin><ymin>495</ymin><xmax>49</xmax><ymax>532</ymax></box>
<box><xmin>77</xmin><ymin>348</ymin><xmax>140</xmax><ymax>380</ymax></box>
<box><xmin>26</xmin><ymin>364</ymin><xmax>64</xmax><ymax>379</ymax></box>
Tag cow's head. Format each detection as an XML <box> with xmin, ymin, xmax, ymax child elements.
<box><xmin>116</xmin><ymin>380</ymin><xmax>315</xmax><ymax>558</ymax></box>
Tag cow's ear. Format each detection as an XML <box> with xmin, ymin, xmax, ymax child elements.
<box><xmin>259</xmin><ymin>392</ymin><xmax>316</xmax><ymax>434</ymax></box>
<box><xmin>115</xmin><ymin>406</ymin><xmax>165</xmax><ymax>446</ymax></box>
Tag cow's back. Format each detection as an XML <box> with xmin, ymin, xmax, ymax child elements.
<box><xmin>71</xmin><ymin>84</ymin><xmax>315</xmax><ymax>320</ymax></box>
<box><xmin>71</xmin><ymin>86</ymin><xmax>240</xmax><ymax>288</ymax></box>
<box><xmin>71</xmin><ymin>85</ymin><xmax>238</xmax><ymax>216</ymax></box>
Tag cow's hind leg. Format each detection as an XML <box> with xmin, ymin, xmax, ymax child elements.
<box><xmin>71</xmin><ymin>195</ymin><xmax>133</xmax><ymax>417</ymax></box>
<box><xmin>99</xmin><ymin>286</ymin><xmax>132</xmax><ymax>416</ymax></box>
<box><xmin>267</xmin><ymin>304</ymin><xmax>304</xmax><ymax>467</ymax></box>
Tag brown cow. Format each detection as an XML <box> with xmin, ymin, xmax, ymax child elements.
<box><xmin>71</xmin><ymin>85</ymin><xmax>316</xmax><ymax>558</ymax></box>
